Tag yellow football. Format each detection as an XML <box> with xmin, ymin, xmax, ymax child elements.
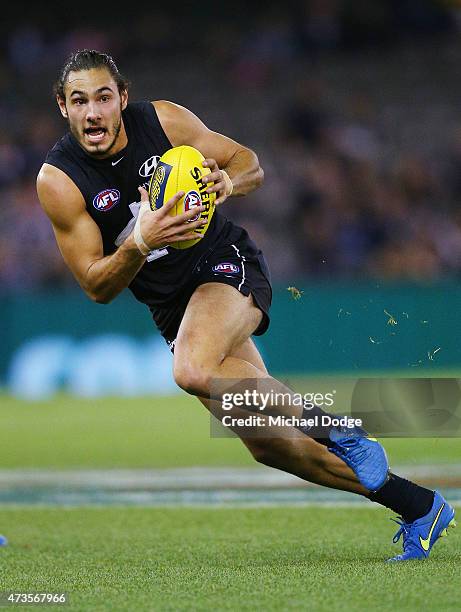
<box><xmin>148</xmin><ymin>145</ymin><xmax>216</xmax><ymax>249</ymax></box>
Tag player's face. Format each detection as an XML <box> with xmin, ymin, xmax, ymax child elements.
<box><xmin>57</xmin><ymin>67</ymin><xmax>128</xmax><ymax>158</ymax></box>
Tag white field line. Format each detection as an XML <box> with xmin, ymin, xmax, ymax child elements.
<box><xmin>0</xmin><ymin>464</ymin><xmax>460</xmax><ymax>490</ymax></box>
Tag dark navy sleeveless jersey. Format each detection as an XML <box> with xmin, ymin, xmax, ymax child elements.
<box><xmin>45</xmin><ymin>101</ymin><xmax>233</xmax><ymax>307</ymax></box>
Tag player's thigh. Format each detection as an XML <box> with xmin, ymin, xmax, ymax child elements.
<box><xmin>174</xmin><ymin>282</ymin><xmax>263</xmax><ymax>368</ymax></box>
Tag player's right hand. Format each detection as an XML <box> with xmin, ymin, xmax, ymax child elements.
<box><xmin>137</xmin><ymin>186</ymin><xmax>206</xmax><ymax>249</ymax></box>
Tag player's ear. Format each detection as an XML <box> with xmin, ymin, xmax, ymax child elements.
<box><xmin>120</xmin><ymin>89</ymin><xmax>128</xmax><ymax>111</ymax></box>
<box><xmin>56</xmin><ymin>95</ymin><xmax>68</xmax><ymax>118</ymax></box>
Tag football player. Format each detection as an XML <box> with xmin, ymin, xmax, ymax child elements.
<box><xmin>37</xmin><ymin>50</ymin><xmax>455</xmax><ymax>561</ymax></box>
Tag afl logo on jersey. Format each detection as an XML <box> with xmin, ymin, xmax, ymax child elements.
<box><xmin>184</xmin><ymin>190</ymin><xmax>201</xmax><ymax>221</ymax></box>
<box><xmin>139</xmin><ymin>155</ymin><xmax>160</xmax><ymax>178</ymax></box>
<box><xmin>212</xmin><ymin>263</ymin><xmax>240</xmax><ymax>274</ymax></box>
<box><xmin>92</xmin><ymin>188</ymin><xmax>120</xmax><ymax>212</ymax></box>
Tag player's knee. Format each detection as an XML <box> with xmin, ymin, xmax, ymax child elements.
<box><xmin>173</xmin><ymin>361</ymin><xmax>212</xmax><ymax>397</ymax></box>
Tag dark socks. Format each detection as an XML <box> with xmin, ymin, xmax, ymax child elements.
<box><xmin>368</xmin><ymin>473</ymin><xmax>434</xmax><ymax>523</ymax></box>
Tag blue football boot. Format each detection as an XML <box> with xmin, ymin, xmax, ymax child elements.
<box><xmin>328</xmin><ymin>424</ymin><xmax>389</xmax><ymax>492</ymax></box>
<box><xmin>387</xmin><ymin>490</ymin><xmax>456</xmax><ymax>562</ymax></box>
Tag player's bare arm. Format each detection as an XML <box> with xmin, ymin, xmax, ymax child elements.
<box><xmin>36</xmin><ymin>164</ymin><xmax>206</xmax><ymax>303</ymax></box>
<box><xmin>154</xmin><ymin>100</ymin><xmax>264</xmax><ymax>205</ymax></box>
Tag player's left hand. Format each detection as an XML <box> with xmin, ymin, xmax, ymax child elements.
<box><xmin>202</xmin><ymin>159</ymin><xmax>233</xmax><ymax>206</ymax></box>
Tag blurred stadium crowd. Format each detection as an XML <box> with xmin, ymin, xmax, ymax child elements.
<box><xmin>2</xmin><ymin>0</ymin><xmax>461</xmax><ymax>292</ymax></box>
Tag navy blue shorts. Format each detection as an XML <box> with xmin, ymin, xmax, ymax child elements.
<box><xmin>150</xmin><ymin>227</ymin><xmax>272</xmax><ymax>350</ymax></box>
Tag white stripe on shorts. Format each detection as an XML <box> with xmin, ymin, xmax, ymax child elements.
<box><xmin>231</xmin><ymin>243</ymin><xmax>246</xmax><ymax>291</ymax></box>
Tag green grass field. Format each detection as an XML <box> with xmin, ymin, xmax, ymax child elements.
<box><xmin>0</xmin><ymin>393</ymin><xmax>459</xmax><ymax>611</ymax></box>
<box><xmin>0</xmin><ymin>393</ymin><xmax>459</xmax><ymax>468</ymax></box>
<box><xmin>1</xmin><ymin>507</ymin><xmax>459</xmax><ymax>611</ymax></box>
